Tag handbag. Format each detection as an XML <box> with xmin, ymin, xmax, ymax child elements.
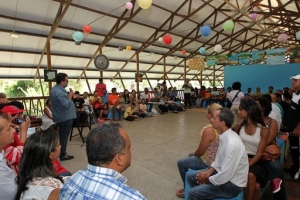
<box><xmin>226</xmin><ymin>91</ymin><xmax>240</xmax><ymax>109</ymax></box>
<box><xmin>261</xmin><ymin>141</ymin><xmax>281</xmax><ymax>162</ymax></box>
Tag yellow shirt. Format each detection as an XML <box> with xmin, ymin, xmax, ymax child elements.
<box><xmin>124</xmin><ymin>107</ymin><xmax>134</xmax><ymax>118</ymax></box>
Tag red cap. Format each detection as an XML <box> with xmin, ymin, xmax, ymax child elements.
<box><xmin>1</xmin><ymin>105</ymin><xmax>24</xmax><ymax>115</ymax></box>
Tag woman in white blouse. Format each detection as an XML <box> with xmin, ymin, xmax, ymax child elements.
<box><xmin>229</xmin><ymin>82</ymin><xmax>244</xmax><ymax>125</ymax></box>
<box><xmin>15</xmin><ymin>130</ymin><xmax>63</xmax><ymax>200</ymax></box>
<box><xmin>41</xmin><ymin>99</ymin><xmax>55</xmax><ymax>130</ymax></box>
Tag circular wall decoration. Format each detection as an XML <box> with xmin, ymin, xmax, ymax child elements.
<box><xmin>94</xmin><ymin>54</ymin><xmax>109</xmax><ymax>71</ymax></box>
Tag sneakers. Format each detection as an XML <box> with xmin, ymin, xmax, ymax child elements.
<box><xmin>60</xmin><ymin>155</ymin><xmax>74</xmax><ymax>161</ymax></box>
<box><xmin>272</xmin><ymin>178</ymin><xmax>282</xmax><ymax>193</ymax></box>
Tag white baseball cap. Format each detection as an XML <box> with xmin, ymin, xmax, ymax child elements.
<box><xmin>289</xmin><ymin>74</ymin><xmax>300</xmax><ymax>79</ymax></box>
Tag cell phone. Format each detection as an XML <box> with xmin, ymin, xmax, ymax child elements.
<box><xmin>69</xmin><ymin>88</ymin><xmax>73</xmax><ymax>92</ymax></box>
<box><xmin>14</xmin><ymin>118</ymin><xmax>25</xmax><ymax>125</ymax></box>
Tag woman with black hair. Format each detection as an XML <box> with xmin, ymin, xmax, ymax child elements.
<box><xmin>41</xmin><ymin>99</ymin><xmax>55</xmax><ymax>130</ymax></box>
<box><xmin>234</xmin><ymin>99</ymin><xmax>268</xmax><ymax>200</ymax></box>
<box><xmin>229</xmin><ymin>81</ymin><xmax>244</xmax><ymax>125</ymax></box>
<box><xmin>15</xmin><ymin>130</ymin><xmax>63</xmax><ymax>200</ymax></box>
<box><xmin>255</xmin><ymin>97</ymin><xmax>286</xmax><ymax>199</ymax></box>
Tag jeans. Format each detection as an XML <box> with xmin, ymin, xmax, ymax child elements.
<box><xmin>187</xmin><ymin>170</ymin><xmax>244</xmax><ymax>200</ymax></box>
<box><xmin>266</xmin><ymin>159</ymin><xmax>287</xmax><ymax>200</ymax></box>
<box><xmin>177</xmin><ymin>154</ymin><xmax>209</xmax><ymax>186</ymax></box>
<box><xmin>57</xmin><ymin>119</ymin><xmax>73</xmax><ymax>157</ymax></box>
<box><xmin>184</xmin><ymin>93</ymin><xmax>191</xmax><ymax>107</ymax></box>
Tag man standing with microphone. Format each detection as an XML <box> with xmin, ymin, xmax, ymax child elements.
<box><xmin>50</xmin><ymin>73</ymin><xmax>76</xmax><ymax>161</ymax></box>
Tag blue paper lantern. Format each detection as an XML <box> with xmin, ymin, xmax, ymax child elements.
<box><xmin>296</xmin><ymin>31</ymin><xmax>300</xmax><ymax>40</ymax></box>
<box><xmin>199</xmin><ymin>47</ymin><xmax>205</xmax><ymax>54</ymax></box>
<box><xmin>199</xmin><ymin>25</ymin><xmax>211</xmax><ymax>37</ymax></box>
<box><xmin>72</xmin><ymin>31</ymin><xmax>83</xmax><ymax>42</ymax></box>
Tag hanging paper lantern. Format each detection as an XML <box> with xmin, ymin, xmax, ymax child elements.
<box><xmin>126</xmin><ymin>45</ymin><xmax>132</xmax><ymax>50</ymax></box>
<box><xmin>199</xmin><ymin>25</ymin><xmax>211</xmax><ymax>37</ymax></box>
<box><xmin>223</xmin><ymin>20</ymin><xmax>234</xmax><ymax>32</ymax></box>
<box><xmin>296</xmin><ymin>31</ymin><xmax>300</xmax><ymax>40</ymax></box>
<box><xmin>158</xmin><ymin>37</ymin><xmax>163</xmax><ymax>42</ymax></box>
<box><xmin>126</xmin><ymin>2</ymin><xmax>133</xmax><ymax>10</ymax></box>
<box><xmin>199</xmin><ymin>47</ymin><xmax>205</xmax><ymax>54</ymax></box>
<box><xmin>214</xmin><ymin>44</ymin><xmax>222</xmax><ymax>52</ymax></box>
<box><xmin>250</xmin><ymin>13</ymin><xmax>258</xmax><ymax>20</ymax></box>
<box><xmin>163</xmin><ymin>35</ymin><xmax>172</xmax><ymax>45</ymax></box>
<box><xmin>82</xmin><ymin>25</ymin><xmax>92</xmax><ymax>34</ymax></box>
<box><xmin>278</xmin><ymin>33</ymin><xmax>288</xmax><ymax>43</ymax></box>
<box><xmin>181</xmin><ymin>50</ymin><xmax>186</xmax><ymax>55</ymax></box>
<box><xmin>72</xmin><ymin>31</ymin><xmax>83</xmax><ymax>42</ymax></box>
<box><xmin>138</xmin><ymin>0</ymin><xmax>152</xmax><ymax>9</ymax></box>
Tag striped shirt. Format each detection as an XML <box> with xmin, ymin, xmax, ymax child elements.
<box><xmin>60</xmin><ymin>164</ymin><xmax>146</xmax><ymax>200</ymax></box>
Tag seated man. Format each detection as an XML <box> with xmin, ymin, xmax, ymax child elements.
<box><xmin>211</xmin><ymin>87</ymin><xmax>219</xmax><ymax>103</ymax></box>
<box><xmin>60</xmin><ymin>122</ymin><xmax>146</xmax><ymax>200</ymax></box>
<box><xmin>150</xmin><ymin>88</ymin><xmax>161</xmax><ymax>102</ymax></box>
<box><xmin>187</xmin><ymin>108</ymin><xmax>248</xmax><ymax>200</ymax></box>
<box><xmin>0</xmin><ymin>112</ymin><xmax>17</xmax><ymax>200</ymax></box>
<box><xmin>73</xmin><ymin>91</ymin><xmax>86</xmax><ymax>124</ymax></box>
<box><xmin>0</xmin><ymin>93</ymin><xmax>9</xmax><ymax>104</ymax></box>
<box><xmin>158</xmin><ymin>95</ymin><xmax>178</xmax><ymax>114</ymax></box>
<box><xmin>108</xmin><ymin>88</ymin><xmax>122</xmax><ymax>121</ymax></box>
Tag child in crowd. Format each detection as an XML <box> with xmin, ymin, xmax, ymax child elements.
<box><xmin>139</xmin><ymin>99</ymin><xmax>155</xmax><ymax>117</ymax></box>
<box><xmin>98</xmin><ymin>103</ymin><xmax>111</xmax><ymax>123</ymax></box>
<box><xmin>124</xmin><ymin>103</ymin><xmax>141</xmax><ymax>121</ymax></box>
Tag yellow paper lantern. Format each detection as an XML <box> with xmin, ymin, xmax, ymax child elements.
<box><xmin>126</xmin><ymin>45</ymin><xmax>132</xmax><ymax>50</ymax></box>
<box><xmin>138</xmin><ymin>0</ymin><xmax>152</xmax><ymax>9</ymax></box>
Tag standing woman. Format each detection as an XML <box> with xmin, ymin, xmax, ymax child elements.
<box><xmin>229</xmin><ymin>82</ymin><xmax>244</xmax><ymax>125</ymax></box>
<box><xmin>234</xmin><ymin>99</ymin><xmax>269</xmax><ymax>200</ymax></box>
<box><xmin>15</xmin><ymin>130</ymin><xmax>63</xmax><ymax>200</ymax></box>
<box><xmin>41</xmin><ymin>99</ymin><xmax>55</xmax><ymax>130</ymax></box>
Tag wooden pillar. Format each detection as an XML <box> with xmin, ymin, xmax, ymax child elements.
<box><xmin>213</xmin><ymin>65</ymin><xmax>216</xmax><ymax>87</ymax></box>
<box><xmin>99</xmin><ymin>48</ymin><xmax>103</xmax><ymax>79</ymax></box>
<box><xmin>136</xmin><ymin>53</ymin><xmax>140</xmax><ymax>95</ymax></box>
<box><xmin>47</xmin><ymin>41</ymin><xmax>52</xmax><ymax>94</ymax></box>
<box><xmin>163</xmin><ymin>57</ymin><xmax>166</xmax><ymax>81</ymax></box>
<box><xmin>184</xmin><ymin>60</ymin><xmax>187</xmax><ymax>82</ymax></box>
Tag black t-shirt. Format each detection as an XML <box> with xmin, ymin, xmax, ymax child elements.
<box><xmin>73</xmin><ymin>98</ymin><xmax>85</xmax><ymax>109</ymax></box>
<box><xmin>283</xmin><ymin>92</ymin><xmax>300</xmax><ymax>131</ymax></box>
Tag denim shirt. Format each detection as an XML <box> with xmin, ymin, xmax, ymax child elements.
<box><xmin>50</xmin><ymin>84</ymin><xmax>76</xmax><ymax>123</ymax></box>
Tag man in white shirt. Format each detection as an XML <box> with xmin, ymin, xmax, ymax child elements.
<box><xmin>0</xmin><ymin>112</ymin><xmax>17</xmax><ymax>200</ymax></box>
<box><xmin>187</xmin><ymin>108</ymin><xmax>248</xmax><ymax>200</ymax></box>
<box><xmin>182</xmin><ymin>79</ymin><xmax>193</xmax><ymax>109</ymax></box>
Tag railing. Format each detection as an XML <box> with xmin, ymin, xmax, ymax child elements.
<box><xmin>6</xmin><ymin>90</ymin><xmax>186</xmax><ymax>117</ymax></box>
<box><xmin>8</xmin><ymin>96</ymin><xmax>48</xmax><ymax>117</ymax></box>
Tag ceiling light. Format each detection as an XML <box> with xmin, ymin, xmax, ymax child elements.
<box><xmin>118</xmin><ymin>46</ymin><xmax>123</xmax><ymax>51</ymax></box>
<box><xmin>75</xmin><ymin>41</ymin><xmax>81</xmax><ymax>45</ymax></box>
<box><xmin>10</xmin><ymin>32</ymin><xmax>19</xmax><ymax>38</ymax></box>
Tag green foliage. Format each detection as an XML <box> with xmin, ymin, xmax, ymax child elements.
<box><xmin>5</xmin><ymin>80</ymin><xmax>46</xmax><ymax>97</ymax></box>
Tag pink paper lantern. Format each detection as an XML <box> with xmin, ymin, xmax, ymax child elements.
<box><xmin>278</xmin><ymin>33</ymin><xmax>288</xmax><ymax>43</ymax></box>
<box><xmin>126</xmin><ymin>2</ymin><xmax>133</xmax><ymax>10</ymax></box>
<box><xmin>251</xmin><ymin>13</ymin><xmax>258</xmax><ymax>20</ymax></box>
<box><xmin>181</xmin><ymin>50</ymin><xmax>186</xmax><ymax>55</ymax></box>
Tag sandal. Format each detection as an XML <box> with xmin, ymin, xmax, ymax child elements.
<box><xmin>176</xmin><ymin>188</ymin><xmax>185</xmax><ymax>198</ymax></box>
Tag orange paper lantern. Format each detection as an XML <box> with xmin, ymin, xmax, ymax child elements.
<box><xmin>126</xmin><ymin>45</ymin><xmax>132</xmax><ymax>50</ymax></box>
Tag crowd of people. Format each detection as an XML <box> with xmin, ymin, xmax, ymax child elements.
<box><xmin>0</xmin><ymin>72</ymin><xmax>299</xmax><ymax>200</ymax></box>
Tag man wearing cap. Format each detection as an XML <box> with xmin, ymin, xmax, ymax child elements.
<box><xmin>1</xmin><ymin>105</ymin><xmax>30</xmax><ymax>174</ymax></box>
<box><xmin>283</xmin><ymin>74</ymin><xmax>300</xmax><ymax>181</ymax></box>
<box><xmin>95</xmin><ymin>78</ymin><xmax>106</xmax><ymax>97</ymax></box>
<box><xmin>50</xmin><ymin>73</ymin><xmax>76</xmax><ymax>161</ymax></box>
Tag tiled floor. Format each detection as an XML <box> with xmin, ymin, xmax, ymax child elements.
<box><xmin>63</xmin><ymin>108</ymin><xmax>207</xmax><ymax>200</ymax></box>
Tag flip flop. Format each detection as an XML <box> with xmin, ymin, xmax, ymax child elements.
<box><xmin>176</xmin><ymin>188</ymin><xmax>184</xmax><ymax>198</ymax></box>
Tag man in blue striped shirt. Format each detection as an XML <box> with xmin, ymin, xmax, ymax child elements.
<box><xmin>60</xmin><ymin>122</ymin><xmax>145</xmax><ymax>200</ymax></box>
